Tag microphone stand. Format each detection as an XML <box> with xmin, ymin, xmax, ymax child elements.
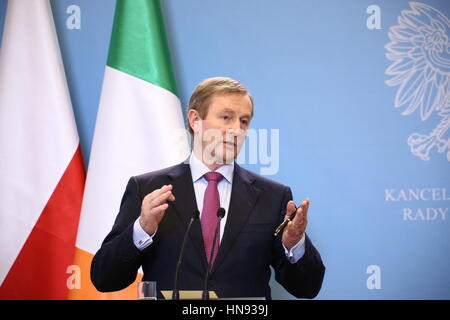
<box><xmin>172</xmin><ymin>210</ymin><xmax>200</xmax><ymax>300</ymax></box>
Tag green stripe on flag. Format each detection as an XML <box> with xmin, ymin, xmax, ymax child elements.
<box><xmin>107</xmin><ymin>0</ymin><xmax>177</xmax><ymax>96</ymax></box>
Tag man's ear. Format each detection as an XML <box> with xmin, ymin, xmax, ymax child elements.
<box><xmin>188</xmin><ymin>109</ymin><xmax>202</xmax><ymax>133</ymax></box>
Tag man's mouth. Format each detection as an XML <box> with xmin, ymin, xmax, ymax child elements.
<box><xmin>223</xmin><ymin>141</ymin><xmax>237</xmax><ymax>148</ymax></box>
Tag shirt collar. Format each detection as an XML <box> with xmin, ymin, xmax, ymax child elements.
<box><xmin>189</xmin><ymin>152</ymin><xmax>234</xmax><ymax>184</ymax></box>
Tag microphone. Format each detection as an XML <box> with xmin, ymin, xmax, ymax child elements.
<box><xmin>202</xmin><ymin>207</ymin><xmax>226</xmax><ymax>300</ymax></box>
<box><xmin>172</xmin><ymin>209</ymin><xmax>200</xmax><ymax>300</ymax></box>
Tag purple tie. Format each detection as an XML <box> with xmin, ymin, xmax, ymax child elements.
<box><xmin>201</xmin><ymin>172</ymin><xmax>224</xmax><ymax>267</ymax></box>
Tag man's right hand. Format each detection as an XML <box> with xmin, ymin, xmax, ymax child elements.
<box><xmin>139</xmin><ymin>184</ymin><xmax>175</xmax><ymax>235</ymax></box>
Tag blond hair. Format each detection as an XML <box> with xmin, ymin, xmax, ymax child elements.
<box><xmin>187</xmin><ymin>77</ymin><xmax>253</xmax><ymax>135</ymax></box>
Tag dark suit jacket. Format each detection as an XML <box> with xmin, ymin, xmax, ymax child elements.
<box><xmin>91</xmin><ymin>162</ymin><xmax>325</xmax><ymax>299</ymax></box>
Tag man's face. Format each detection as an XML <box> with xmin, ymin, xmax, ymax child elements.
<box><xmin>190</xmin><ymin>93</ymin><xmax>253</xmax><ymax>166</ymax></box>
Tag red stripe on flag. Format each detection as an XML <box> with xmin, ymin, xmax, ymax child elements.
<box><xmin>0</xmin><ymin>146</ymin><xmax>85</xmax><ymax>299</ymax></box>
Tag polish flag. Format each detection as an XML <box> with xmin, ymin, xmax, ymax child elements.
<box><xmin>0</xmin><ymin>0</ymin><xmax>85</xmax><ymax>299</ymax></box>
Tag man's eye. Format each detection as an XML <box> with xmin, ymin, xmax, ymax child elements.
<box><xmin>241</xmin><ymin>119</ymin><xmax>248</xmax><ymax>126</ymax></box>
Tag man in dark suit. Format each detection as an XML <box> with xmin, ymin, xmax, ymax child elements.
<box><xmin>91</xmin><ymin>77</ymin><xmax>325</xmax><ymax>299</ymax></box>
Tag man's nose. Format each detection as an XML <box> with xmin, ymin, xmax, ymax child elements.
<box><xmin>226</xmin><ymin>127</ymin><xmax>244</xmax><ymax>139</ymax></box>
<box><xmin>228</xmin><ymin>118</ymin><xmax>243</xmax><ymax>132</ymax></box>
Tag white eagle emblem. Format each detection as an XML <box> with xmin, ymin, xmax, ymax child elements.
<box><xmin>385</xmin><ymin>2</ymin><xmax>450</xmax><ymax>161</ymax></box>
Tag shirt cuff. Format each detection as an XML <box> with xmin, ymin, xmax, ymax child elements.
<box><xmin>283</xmin><ymin>234</ymin><xmax>306</xmax><ymax>264</ymax></box>
<box><xmin>133</xmin><ymin>218</ymin><xmax>155</xmax><ymax>251</ymax></box>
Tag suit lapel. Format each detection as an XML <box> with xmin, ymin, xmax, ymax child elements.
<box><xmin>167</xmin><ymin>162</ymin><xmax>208</xmax><ymax>270</ymax></box>
<box><xmin>212</xmin><ymin>164</ymin><xmax>261</xmax><ymax>273</ymax></box>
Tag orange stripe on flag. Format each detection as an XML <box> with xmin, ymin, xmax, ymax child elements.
<box><xmin>68</xmin><ymin>247</ymin><xmax>142</xmax><ymax>300</ymax></box>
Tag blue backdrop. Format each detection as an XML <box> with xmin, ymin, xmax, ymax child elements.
<box><xmin>1</xmin><ymin>0</ymin><xmax>449</xmax><ymax>299</ymax></box>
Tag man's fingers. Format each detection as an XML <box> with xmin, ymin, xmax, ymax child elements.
<box><xmin>304</xmin><ymin>198</ymin><xmax>310</xmax><ymax>218</ymax></box>
<box><xmin>146</xmin><ymin>184</ymin><xmax>173</xmax><ymax>203</ymax></box>
<box><xmin>292</xmin><ymin>199</ymin><xmax>309</xmax><ymax>227</ymax></box>
<box><xmin>144</xmin><ymin>185</ymin><xmax>174</xmax><ymax>204</ymax></box>
<box><xmin>151</xmin><ymin>189</ymin><xmax>175</xmax><ymax>208</ymax></box>
<box><xmin>150</xmin><ymin>202</ymin><xmax>169</xmax><ymax>217</ymax></box>
<box><xmin>282</xmin><ymin>198</ymin><xmax>310</xmax><ymax>249</ymax></box>
<box><xmin>139</xmin><ymin>186</ymin><xmax>174</xmax><ymax>235</ymax></box>
<box><xmin>285</xmin><ymin>200</ymin><xmax>297</xmax><ymax>220</ymax></box>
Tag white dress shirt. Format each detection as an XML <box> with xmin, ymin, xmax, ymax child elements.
<box><xmin>132</xmin><ymin>152</ymin><xmax>305</xmax><ymax>263</ymax></box>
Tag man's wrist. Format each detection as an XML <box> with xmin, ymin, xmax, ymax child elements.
<box><xmin>133</xmin><ymin>218</ymin><xmax>156</xmax><ymax>250</ymax></box>
<box><xmin>283</xmin><ymin>234</ymin><xmax>306</xmax><ymax>264</ymax></box>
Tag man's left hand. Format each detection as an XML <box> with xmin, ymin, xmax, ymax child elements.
<box><xmin>282</xmin><ymin>199</ymin><xmax>309</xmax><ymax>250</ymax></box>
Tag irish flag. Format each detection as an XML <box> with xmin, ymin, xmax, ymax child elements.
<box><xmin>69</xmin><ymin>0</ymin><xmax>189</xmax><ymax>299</ymax></box>
<box><xmin>0</xmin><ymin>0</ymin><xmax>85</xmax><ymax>299</ymax></box>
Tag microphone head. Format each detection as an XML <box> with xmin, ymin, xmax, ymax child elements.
<box><xmin>192</xmin><ymin>209</ymin><xmax>200</xmax><ymax>220</ymax></box>
<box><xmin>216</xmin><ymin>207</ymin><xmax>226</xmax><ymax>218</ymax></box>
